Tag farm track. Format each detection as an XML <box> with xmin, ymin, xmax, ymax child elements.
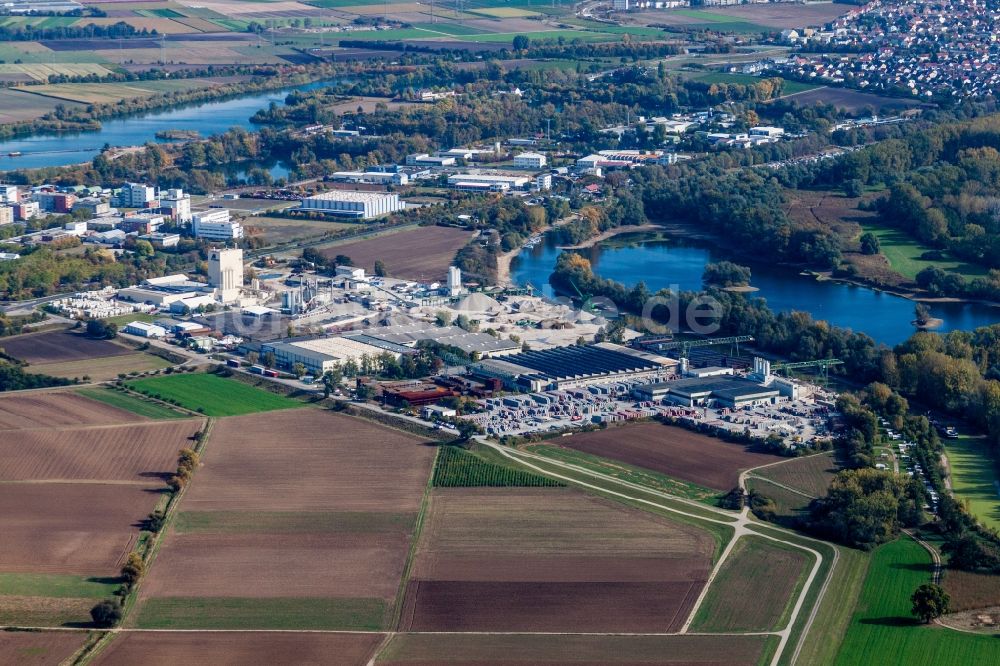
<box><xmin>479</xmin><ymin>439</ymin><xmax>833</xmax><ymax>666</ymax></box>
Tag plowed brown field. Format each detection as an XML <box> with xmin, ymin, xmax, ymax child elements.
<box><xmin>95</xmin><ymin>631</ymin><xmax>383</xmax><ymax>666</ymax></box>
<box><xmin>558</xmin><ymin>423</ymin><xmax>784</xmax><ymax>490</ymax></box>
<box><xmin>401</xmin><ymin>488</ymin><xmax>714</xmax><ymax>633</ymax></box>
<box><xmin>0</xmin><ymin>483</ymin><xmax>164</xmax><ymax>575</ymax></box>
<box><xmin>0</xmin><ymin>631</ymin><xmax>89</xmax><ymax>666</ymax></box>
<box><xmin>0</xmin><ymin>420</ymin><xmax>201</xmax><ymax>481</ymax></box>
<box><xmin>0</xmin><ymin>391</ymin><xmax>144</xmax><ymax>430</ymax></box>
<box><xmin>1</xmin><ymin>329</ymin><xmax>133</xmax><ymax>364</ymax></box>
<box><xmin>181</xmin><ymin>410</ymin><xmax>435</xmax><ymax>512</ymax></box>
<box><xmin>319</xmin><ymin>226</ymin><xmax>472</xmax><ymax>282</ymax></box>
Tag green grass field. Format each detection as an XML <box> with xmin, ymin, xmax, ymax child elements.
<box><xmin>691</xmin><ymin>535</ymin><xmax>812</xmax><ymax>632</ymax></box>
<box><xmin>135</xmin><ymin>597</ymin><xmax>386</xmax><ymax>630</ymax></box>
<box><xmin>526</xmin><ymin>444</ymin><xmax>722</xmax><ymax>504</ymax></box>
<box><xmin>77</xmin><ymin>387</ymin><xmax>188</xmax><ymax>420</ymax></box>
<box><xmin>173</xmin><ymin>510</ymin><xmax>415</xmax><ymax>534</ymax></box>
<box><xmin>863</xmin><ymin>224</ymin><xmax>987</xmax><ymax>281</ymax></box>
<box><xmin>944</xmin><ymin>435</ymin><xmax>1000</xmax><ymax>531</ymax></box>
<box><xmin>411</xmin><ymin>22</ymin><xmax>486</xmax><ymax>36</ymax></box>
<box><xmin>684</xmin><ymin>70</ymin><xmax>817</xmax><ymax>94</ymax></box>
<box><xmin>834</xmin><ymin>537</ymin><xmax>1000</xmax><ymax>666</ymax></box>
<box><xmin>0</xmin><ymin>573</ymin><xmax>118</xmax><ymax>598</ymax></box>
<box><xmin>125</xmin><ymin>373</ymin><xmax>302</xmax><ymax>416</ymax></box>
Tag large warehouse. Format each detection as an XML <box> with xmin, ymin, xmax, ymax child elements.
<box><xmin>472</xmin><ymin>343</ymin><xmax>674</xmax><ymax>390</ymax></box>
<box><xmin>262</xmin><ymin>335</ymin><xmax>413</xmax><ymax>375</ymax></box>
<box><xmin>299</xmin><ymin>191</ymin><xmax>405</xmax><ymax>219</ymax></box>
<box><xmin>633</xmin><ymin>373</ymin><xmax>794</xmax><ymax>408</ymax></box>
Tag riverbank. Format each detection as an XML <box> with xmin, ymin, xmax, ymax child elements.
<box><xmin>556</xmin><ymin>223</ymin><xmax>665</xmax><ymax>250</ymax></box>
<box><xmin>496</xmin><ymin>214</ymin><xmax>579</xmax><ymax>286</ymax></box>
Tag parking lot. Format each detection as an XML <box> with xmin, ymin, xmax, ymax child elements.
<box><xmin>461</xmin><ymin>379</ymin><xmax>838</xmax><ymax>447</ymax></box>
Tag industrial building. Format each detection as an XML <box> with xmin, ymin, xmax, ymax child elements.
<box><xmin>362</xmin><ymin>324</ymin><xmax>520</xmax><ymax>357</ymax></box>
<box><xmin>328</xmin><ymin>170</ymin><xmax>409</xmax><ymax>186</ymax></box>
<box><xmin>262</xmin><ymin>335</ymin><xmax>411</xmax><ymax>375</ymax></box>
<box><xmin>447</xmin><ymin>173</ymin><xmax>531</xmax><ymax>192</ymax></box>
<box><xmin>208</xmin><ymin>247</ymin><xmax>243</xmax><ymax>303</ymax></box>
<box><xmin>0</xmin><ymin>206</ymin><xmax>12</xmax><ymax>226</ymax></box>
<box><xmin>632</xmin><ymin>358</ymin><xmax>795</xmax><ymax>408</ymax></box>
<box><xmin>513</xmin><ymin>152</ymin><xmax>547</xmax><ymax>169</ymax></box>
<box><xmin>123</xmin><ymin>321</ymin><xmax>167</xmax><ymax>338</ymax></box>
<box><xmin>116</xmin><ymin>183</ymin><xmax>157</xmax><ymax>209</ymax></box>
<box><xmin>472</xmin><ymin>342</ymin><xmax>674</xmax><ymax>391</ymax></box>
<box><xmin>160</xmin><ymin>189</ymin><xmax>192</xmax><ymax>223</ymax></box>
<box><xmin>299</xmin><ymin>191</ymin><xmax>404</xmax><ymax>219</ymax></box>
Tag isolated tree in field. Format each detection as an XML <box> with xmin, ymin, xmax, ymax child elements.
<box><xmin>859</xmin><ymin>232</ymin><xmax>881</xmax><ymax>255</ymax></box>
<box><xmin>120</xmin><ymin>552</ymin><xmax>145</xmax><ymax>585</ymax></box>
<box><xmin>512</xmin><ymin>34</ymin><xmax>529</xmax><ymax>51</ymax></box>
<box><xmin>911</xmin><ymin>583</ymin><xmax>950</xmax><ymax>623</ymax></box>
<box><xmin>374</xmin><ymin>260</ymin><xmax>387</xmax><ymax>277</ymax></box>
<box><xmin>844</xmin><ymin>179</ymin><xmax>865</xmax><ymax>198</ymax></box>
<box><xmin>90</xmin><ymin>599</ymin><xmax>122</xmax><ymax>628</ymax></box>
<box><xmin>335</xmin><ymin>254</ymin><xmax>353</xmax><ymax>267</ymax></box>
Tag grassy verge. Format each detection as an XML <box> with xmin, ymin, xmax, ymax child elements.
<box><xmin>76</xmin><ymin>387</ymin><xmax>188</xmax><ymax>420</ymax></box>
<box><xmin>863</xmin><ymin>224</ymin><xmax>986</xmax><ymax>281</ymax></box>
<box><xmin>134</xmin><ymin>597</ymin><xmax>386</xmax><ymax>630</ymax></box>
<box><xmin>0</xmin><ymin>574</ymin><xmax>118</xmax><ymax>598</ymax></box>
<box><xmin>173</xmin><ymin>510</ymin><xmax>415</xmax><ymax>534</ymax></box>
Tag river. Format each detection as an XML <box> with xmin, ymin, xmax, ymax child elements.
<box><xmin>510</xmin><ymin>231</ymin><xmax>1000</xmax><ymax>346</ymax></box>
<box><xmin>0</xmin><ymin>78</ymin><xmax>338</xmax><ymax>172</ymax></box>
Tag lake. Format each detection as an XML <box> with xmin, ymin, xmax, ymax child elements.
<box><xmin>510</xmin><ymin>231</ymin><xmax>1000</xmax><ymax>346</ymax></box>
<box><xmin>0</xmin><ymin>79</ymin><xmax>337</xmax><ymax>172</ymax></box>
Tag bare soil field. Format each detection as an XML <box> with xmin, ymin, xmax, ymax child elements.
<box><xmin>0</xmin><ymin>630</ymin><xmax>89</xmax><ymax>665</ymax></box>
<box><xmin>141</xmin><ymin>530</ymin><xmax>409</xmax><ymax>599</ymax></box>
<box><xmin>378</xmin><ymin>632</ymin><xmax>775</xmax><ymax>665</ymax></box>
<box><xmin>401</xmin><ymin>580</ymin><xmax>702</xmax><ymax>632</ymax></box>
<box><xmin>557</xmin><ymin>423</ymin><xmax>784</xmax><ymax>490</ymax></box>
<box><xmin>401</xmin><ymin>487</ymin><xmax>713</xmax><ymax>633</ymax></box>
<box><xmin>0</xmin><ymin>420</ymin><xmax>201</xmax><ymax>481</ymax></box>
<box><xmin>755</xmin><ymin>452</ymin><xmax>838</xmax><ymax>498</ymax></box>
<box><xmin>319</xmin><ymin>225</ymin><xmax>472</xmax><ymax>282</ymax></box>
<box><xmin>1</xmin><ymin>329</ymin><xmax>133</xmax><ymax>364</ymax></box>
<box><xmin>134</xmin><ymin>409</ymin><xmax>435</xmax><ymax>630</ymax></box>
<box><xmin>0</xmin><ymin>391</ymin><xmax>145</xmax><ymax>430</ymax></box>
<box><xmin>95</xmin><ymin>631</ymin><xmax>383</xmax><ymax>666</ymax></box>
<box><xmin>780</xmin><ymin>87</ymin><xmax>926</xmax><ymax>113</ymax></box>
<box><xmin>27</xmin><ymin>352</ymin><xmax>171</xmax><ymax>381</ymax></box>
<box><xmin>0</xmin><ymin>483</ymin><xmax>163</xmax><ymax>575</ymax></box>
<box><xmin>943</xmin><ymin>569</ymin><xmax>1000</xmax><ymax>612</ymax></box>
<box><xmin>181</xmin><ymin>409</ymin><xmax>435</xmax><ymax>512</ymax></box>
<box><xmin>0</xmin><ymin>88</ymin><xmax>83</xmax><ymax>123</ymax></box>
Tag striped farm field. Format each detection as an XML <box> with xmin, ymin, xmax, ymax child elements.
<box><xmin>468</xmin><ymin>7</ymin><xmax>540</xmax><ymax>17</ymax></box>
<box><xmin>132</xmin><ymin>409</ymin><xmax>436</xmax><ymax>631</ymax></box>
<box><xmin>125</xmin><ymin>373</ymin><xmax>302</xmax><ymax>416</ymax></box>
<box><xmin>0</xmin><ymin>63</ymin><xmax>113</xmax><ymax>82</ymax></box>
<box><xmin>74</xmin><ymin>16</ymin><xmax>200</xmax><ymax>33</ymax></box>
<box><xmin>23</xmin><ymin>79</ymin><xmax>220</xmax><ymax>104</ymax></box>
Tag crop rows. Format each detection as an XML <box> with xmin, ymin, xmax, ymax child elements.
<box><xmin>431</xmin><ymin>446</ymin><xmax>563</xmax><ymax>488</ymax></box>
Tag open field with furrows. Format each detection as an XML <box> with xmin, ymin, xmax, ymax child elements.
<box><xmin>133</xmin><ymin>409</ymin><xmax>435</xmax><ymax>630</ymax></box>
<box><xmin>942</xmin><ymin>568</ymin><xmax>1000</xmax><ymax>613</ymax></box>
<box><xmin>1</xmin><ymin>328</ymin><xmax>134</xmax><ymax>364</ymax></box>
<box><xmin>0</xmin><ymin>62</ymin><xmax>113</xmax><ymax>81</ymax></box>
<box><xmin>22</xmin><ymin>78</ymin><xmax>228</xmax><ymax>105</ymax></box>
<box><xmin>319</xmin><ymin>225</ymin><xmax>472</xmax><ymax>282</ymax></box>
<box><xmin>556</xmin><ymin>422</ymin><xmax>784</xmax><ymax>491</ymax></box>
<box><xmin>835</xmin><ymin>537</ymin><xmax>1000</xmax><ymax>666</ymax></box>
<box><xmin>399</xmin><ymin>487</ymin><xmax>714</xmax><ymax>633</ymax></box>
<box><xmin>755</xmin><ymin>452</ymin><xmax>838</xmax><ymax>498</ymax></box>
<box><xmin>944</xmin><ymin>435</ymin><xmax>1000</xmax><ymax>531</ymax></box>
<box><xmin>0</xmin><ymin>483</ymin><xmax>161</xmax><ymax>575</ymax></box>
<box><xmin>73</xmin><ymin>16</ymin><xmax>202</xmax><ymax>33</ymax></box>
<box><xmin>0</xmin><ymin>631</ymin><xmax>90</xmax><ymax>665</ymax></box>
<box><xmin>690</xmin><ymin>535</ymin><xmax>812</xmax><ymax>633</ymax></box>
<box><xmin>28</xmin><ymin>353</ymin><xmax>172</xmax><ymax>382</ymax></box>
<box><xmin>686</xmin><ymin>3</ymin><xmax>847</xmax><ymax>29</ymax></box>
<box><xmin>179</xmin><ymin>409</ymin><xmax>435</xmax><ymax>512</ymax></box>
<box><xmin>0</xmin><ymin>420</ymin><xmax>200</xmax><ymax>481</ymax></box>
<box><xmin>0</xmin><ymin>390</ymin><xmax>146</xmax><ymax>429</ymax></box>
<box><xmin>126</xmin><ymin>373</ymin><xmax>303</xmax><ymax>416</ymax></box>
<box><xmin>241</xmin><ymin>214</ymin><xmax>355</xmax><ymax>245</ymax></box>
<box><xmin>779</xmin><ymin>87</ymin><xmax>926</xmax><ymax>114</ymax></box>
<box><xmin>95</xmin><ymin>631</ymin><xmax>383</xmax><ymax>666</ymax></box>
<box><xmin>77</xmin><ymin>387</ymin><xmax>189</xmax><ymax>419</ymax></box>
<box><xmin>0</xmin><ymin>88</ymin><xmax>83</xmax><ymax>123</ymax></box>
<box><xmin>378</xmin><ymin>633</ymin><xmax>778</xmax><ymax>665</ymax></box>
